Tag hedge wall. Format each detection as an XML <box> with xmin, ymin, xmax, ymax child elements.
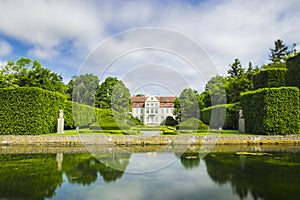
<box><xmin>252</xmin><ymin>68</ymin><xmax>287</xmax><ymax>90</ymax></box>
<box><xmin>201</xmin><ymin>103</ymin><xmax>241</xmax><ymax>129</ymax></box>
<box><xmin>286</xmin><ymin>53</ymin><xmax>300</xmax><ymax>89</ymax></box>
<box><xmin>63</xmin><ymin>101</ymin><xmax>96</xmax><ymax>129</ymax></box>
<box><xmin>0</xmin><ymin>87</ymin><xmax>65</xmax><ymax>135</ymax></box>
<box><xmin>240</xmin><ymin>87</ymin><xmax>299</xmax><ymax>135</ymax></box>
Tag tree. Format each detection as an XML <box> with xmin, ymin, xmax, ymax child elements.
<box><xmin>95</xmin><ymin>77</ymin><xmax>119</xmax><ymax>108</ymax></box>
<box><xmin>269</xmin><ymin>39</ymin><xmax>291</xmax><ymax>64</ymax></box>
<box><xmin>67</xmin><ymin>74</ymin><xmax>99</xmax><ymax>106</ymax></box>
<box><xmin>227</xmin><ymin>58</ymin><xmax>245</xmax><ymax>77</ymax></box>
<box><xmin>95</xmin><ymin>77</ymin><xmax>131</xmax><ymax>123</ymax></box>
<box><xmin>0</xmin><ymin>57</ymin><xmax>67</xmax><ymax>93</ymax></box>
<box><xmin>202</xmin><ymin>75</ymin><xmax>227</xmax><ymax>108</ymax></box>
<box><xmin>174</xmin><ymin>88</ymin><xmax>200</xmax><ymax>122</ymax></box>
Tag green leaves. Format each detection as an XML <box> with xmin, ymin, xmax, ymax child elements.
<box><xmin>253</xmin><ymin>68</ymin><xmax>287</xmax><ymax>90</ymax></box>
<box><xmin>0</xmin><ymin>87</ymin><xmax>65</xmax><ymax>135</ymax></box>
<box><xmin>241</xmin><ymin>87</ymin><xmax>299</xmax><ymax>135</ymax></box>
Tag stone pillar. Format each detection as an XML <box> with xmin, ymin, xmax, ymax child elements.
<box><xmin>57</xmin><ymin>110</ymin><xmax>64</xmax><ymax>134</ymax></box>
<box><xmin>238</xmin><ymin>110</ymin><xmax>245</xmax><ymax>133</ymax></box>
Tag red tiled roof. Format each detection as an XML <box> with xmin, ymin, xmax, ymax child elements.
<box><xmin>131</xmin><ymin>96</ymin><xmax>176</xmax><ymax>108</ymax></box>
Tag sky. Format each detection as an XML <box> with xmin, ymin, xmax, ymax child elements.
<box><xmin>0</xmin><ymin>0</ymin><xmax>299</xmax><ymax>95</ymax></box>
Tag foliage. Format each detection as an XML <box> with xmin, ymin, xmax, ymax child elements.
<box><xmin>202</xmin><ymin>75</ymin><xmax>227</xmax><ymax>107</ymax></box>
<box><xmin>226</xmin><ymin>76</ymin><xmax>252</xmax><ymax>103</ymax></box>
<box><xmin>160</xmin><ymin>116</ymin><xmax>178</xmax><ymax>126</ymax></box>
<box><xmin>161</xmin><ymin>126</ymin><xmax>177</xmax><ymax>135</ymax></box>
<box><xmin>92</xmin><ymin>108</ymin><xmax>130</xmax><ymax>130</ymax></box>
<box><xmin>63</xmin><ymin>101</ymin><xmax>97</xmax><ymax>129</ymax></box>
<box><xmin>252</xmin><ymin>68</ymin><xmax>287</xmax><ymax>90</ymax></box>
<box><xmin>240</xmin><ymin>87</ymin><xmax>299</xmax><ymax>135</ymax></box>
<box><xmin>176</xmin><ymin>118</ymin><xmax>208</xmax><ymax>131</ymax></box>
<box><xmin>0</xmin><ymin>57</ymin><xmax>67</xmax><ymax>94</ymax></box>
<box><xmin>286</xmin><ymin>53</ymin><xmax>300</xmax><ymax>89</ymax></box>
<box><xmin>227</xmin><ymin>58</ymin><xmax>245</xmax><ymax>77</ymax></box>
<box><xmin>201</xmin><ymin>103</ymin><xmax>241</xmax><ymax>130</ymax></box>
<box><xmin>67</xmin><ymin>73</ymin><xmax>99</xmax><ymax>106</ymax></box>
<box><xmin>174</xmin><ymin>88</ymin><xmax>200</xmax><ymax>122</ymax></box>
<box><xmin>0</xmin><ymin>87</ymin><xmax>65</xmax><ymax>135</ymax></box>
<box><xmin>269</xmin><ymin>39</ymin><xmax>296</xmax><ymax>64</ymax></box>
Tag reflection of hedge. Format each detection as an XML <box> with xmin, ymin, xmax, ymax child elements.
<box><xmin>241</xmin><ymin>87</ymin><xmax>299</xmax><ymax>135</ymax></box>
<box><xmin>201</xmin><ymin>103</ymin><xmax>240</xmax><ymax>129</ymax></box>
<box><xmin>0</xmin><ymin>87</ymin><xmax>65</xmax><ymax>135</ymax></box>
<box><xmin>286</xmin><ymin>54</ymin><xmax>300</xmax><ymax>88</ymax></box>
<box><xmin>64</xmin><ymin>101</ymin><xmax>96</xmax><ymax>129</ymax></box>
<box><xmin>252</xmin><ymin>68</ymin><xmax>287</xmax><ymax>90</ymax></box>
<box><xmin>176</xmin><ymin>118</ymin><xmax>208</xmax><ymax>130</ymax></box>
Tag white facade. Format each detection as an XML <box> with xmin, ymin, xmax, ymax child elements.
<box><xmin>131</xmin><ymin>95</ymin><xmax>176</xmax><ymax>125</ymax></box>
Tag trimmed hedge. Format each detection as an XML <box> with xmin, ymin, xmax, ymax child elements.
<box><xmin>240</xmin><ymin>87</ymin><xmax>299</xmax><ymax>135</ymax></box>
<box><xmin>64</xmin><ymin>101</ymin><xmax>96</xmax><ymax>129</ymax></box>
<box><xmin>176</xmin><ymin>118</ymin><xmax>208</xmax><ymax>131</ymax></box>
<box><xmin>160</xmin><ymin>116</ymin><xmax>178</xmax><ymax>126</ymax></box>
<box><xmin>0</xmin><ymin>87</ymin><xmax>65</xmax><ymax>135</ymax></box>
<box><xmin>286</xmin><ymin>53</ymin><xmax>300</xmax><ymax>89</ymax></box>
<box><xmin>252</xmin><ymin>68</ymin><xmax>287</xmax><ymax>90</ymax></box>
<box><xmin>201</xmin><ymin>103</ymin><xmax>241</xmax><ymax>129</ymax></box>
<box><xmin>91</xmin><ymin>108</ymin><xmax>130</xmax><ymax>130</ymax></box>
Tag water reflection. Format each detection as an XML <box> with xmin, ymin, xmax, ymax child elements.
<box><xmin>204</xmin><ymin>152</ymin><xmax>300</xmax><ymax>200</ymax></box>
<box><xmin>0</xmin><ymin>145</ymin><xmax>299</xmax><ymax>200</ymax></box>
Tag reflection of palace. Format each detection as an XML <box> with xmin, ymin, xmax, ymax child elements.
<box><xmin>131</xmin><ymin>95</ymin><xmax>176</xmax><ymax>125</ymax></box>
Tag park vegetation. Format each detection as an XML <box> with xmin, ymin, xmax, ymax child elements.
<box><xmin>0</xmin><ymin>39</ymin><xmax>299</xmax><ymax>135</ymax></box>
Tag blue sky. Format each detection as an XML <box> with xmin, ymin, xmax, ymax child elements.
<box><xmin>0</xmin><ymin>0</ymin><xmax>300</xmax><ymax>94</ymax></box>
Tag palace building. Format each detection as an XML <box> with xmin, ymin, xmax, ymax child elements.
<box><xmin>130</xmin><ymin>95</ymin><xmax>176</xmax><ymax>125</ymax></box>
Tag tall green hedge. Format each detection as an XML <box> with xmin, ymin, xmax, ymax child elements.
<box><xmin>286</xmin><ymin>53</ymin><xmax>300</xmax><ymax>89</ymax></box>
<box><xmin>252</xmin><ymin>68</ymin><xmax>287</xmax><ymax>90</ymax></box>
<box><xmin>240</xmin><ymin>87</ymin><xmax>299</xmax><ymax>135</ymax></box>
<box><xmin>201</xmin><ymin>103</ymin><xmax>241</xmax><ymax>129</ymax></box>
<box><xmin>0</xmin><ymin>87</ymin><xmax>65</xmax><ymax>135</ymax></box>
<box><xmin>64</xmin><ymin>101</ymin><xmax>96</xmax><ymax>129</ymax></box>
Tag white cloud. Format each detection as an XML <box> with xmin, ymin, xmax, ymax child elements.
<box><xmin>0</xmin><ymin>39</ymin><xmax>12</xmax><ymax>57</ymax></box>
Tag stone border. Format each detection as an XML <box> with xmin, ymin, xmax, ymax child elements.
<box><xmin>0</xmin><ymin>135</ymin><xmax>299</xmax><ymax>146</ymax></box>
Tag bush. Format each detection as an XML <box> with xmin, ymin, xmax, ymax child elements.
<box><xmin>252</xmin><ymin>68</ymin><xmax>287</xmax><ymax>90</ymax></box>
<box><xmin>63</xmin><ymin>101</ymin><xmax>97</xmax><ymax>129</ymax></box>
<box><xmin>286</xmin><ymin>53</ymin><xmax>300</xmax><ymax>89</ymax></box>
<box><xmin>161</xmin><ymin>126</ymin><xmax>177</xmax><ymax>135</ymax></box>
<box><xmin>176</xmin><ymin>118</ymin><xmax>208</xmax><ymax>131</ymax></box>
<box><xmin>160</xmin><ymin>116</ymin><xmax>178</xmax><ymax>126</ymax></box>
<box><xmin>94</xmin><ymin>108</ymin><xmax>130</xmax><ymax>130</ymax></box>
<box><xmin>240</xmin><ymin>87</ymin><xmax>299</xmax><ymax>135</ymax></box>
<box><xmin>0</xmin><ymin>87</ymin><xmax>65</xmax><ymax>135</ymax></box>
<box><xmin>201</xmin><ymin>103</ymin><xmax>241</xmax><ymax>130</ymax></box>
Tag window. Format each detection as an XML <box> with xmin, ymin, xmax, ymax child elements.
<box><xmin>155</xmin><ymin>108</ymin><xmax>158</xmax><ymax>113</ymax></box>
<box><xmin>146</xmin><ymin>103</ymin><xmax>149</xmax><ymax>106</ymax></box>
<box><xmin>146</xmin><ymin>108</ymin><xmax>149</xmax><ymax>113</ymax></box>
<box><xmin>136</xmin><ymin>103</ymin><xmax>139</xmax><ymax>107</ymax></box>
<box><xmin>151</xmin><ymin>103</ymin><xmax>153</xmax><ymax>106</ymax></box>
<box><xmin>155</xmin><ymin>103</ymin><xmax>158</xmax><ymax>106</ymax></box>
<box><xmin>166</xmin><ymin>109</ymin><xmax>169</xmax><ymax>114</ymax></box>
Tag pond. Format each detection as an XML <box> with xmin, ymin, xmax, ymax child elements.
<box><xmin>0</xmin><ymin>144</ymin><xmax>300</xmax><ymax>200</ymax></box>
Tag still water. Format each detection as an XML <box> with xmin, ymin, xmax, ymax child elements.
<box><xmin>0</xmin><ymin>145</ymin><xmax>300</xmax><ymax>200</ymax></box>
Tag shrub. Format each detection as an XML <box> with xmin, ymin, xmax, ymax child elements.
<box><xmin>286</xmin><ymin>53</ymin><xmax>300</xmax><ymax>89</ymax></box>
<box><xmin>0</xmin><ymin>87</ymin><xmax>65</xmax><ymax>135</ymax></box>
<box><xmin>94</xmin><ymin>108</ymin><xmax>130</xmax><ymax>130</ymax></box>
<box><xmin>176</xmin><ymin>118</ymin><xmax>208</xmax><ymax>131</ymax></box>
<box><xmin>63</xmin><ymin>101</ymin><xmax>97</xmax><ymax>129</ymax></box>
<box><xmin>162</xmin><ymin>126</ymin><xmax>177</xmax><ymax>135</ymax></box>
<box><xmin>160</xmin><ymin>116</ymin><xmax>178</xmax><ymax>126</ymax></box>
<box><xmin>252</xmin><ymin>68</ymin><xmax>287</xmax><ymax>90</ymax></box>
<box><xmin>201</xmin><ymin>103</ymin><xmax>241</xmax><ymax>130</ymax></box>
<box><xmin>240</xmin><ymin>87</ymin><xmax>299</xmax><ymax>135</ymax></box>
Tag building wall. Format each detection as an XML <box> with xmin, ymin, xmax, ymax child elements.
<box><xmin>131</xmin><ymin>95</ymin><xmax>175</xmax><ymax>125</ymax></box>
